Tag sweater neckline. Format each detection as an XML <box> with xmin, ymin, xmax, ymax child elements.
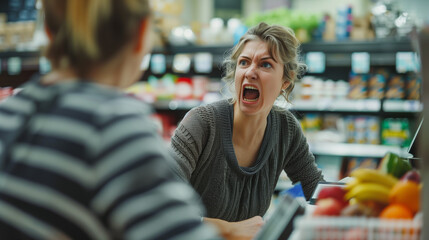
<box><xmin>220</xmin><ymin>100</ymin><xmax>274</xmax><ymax>175</ymax></box>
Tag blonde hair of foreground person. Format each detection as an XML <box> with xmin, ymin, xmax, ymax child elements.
<box><xmin>42</xmin><ymin>0</ymin><xmax>151</xmax><ymax>87</ymax></box>
<box><xmin>222</xmin><ymin>22</ymin><xmax>307</xmax><ymax>103</ymax></box>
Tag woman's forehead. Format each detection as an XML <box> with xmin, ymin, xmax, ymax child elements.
<box><xmin>240</xmin><ymin>39</ymin><xmax>280</xmax><ymax>61</ymax></box>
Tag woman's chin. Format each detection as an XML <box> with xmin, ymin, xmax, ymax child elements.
<box><xmin>238</xmin><ymin>98</ymin><xmax>262</xmax><ymax>115</ymax></box>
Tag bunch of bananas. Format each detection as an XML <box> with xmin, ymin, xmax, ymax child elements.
<box><xmin>345</xmin><ymin>168</ymin><xmax>398</xmax><ymax>205</ymax></box>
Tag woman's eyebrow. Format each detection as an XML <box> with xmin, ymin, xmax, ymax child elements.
<box><xmin>238</xmin><ymin>55</ymin><xmax>251</xmax><ymax>60</ymax></box>
<box><xmin>261</xmin><ymin>56</ymin><xmax>277</xmax><ymax>62</ymax></box>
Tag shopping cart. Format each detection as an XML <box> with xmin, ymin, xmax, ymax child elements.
<box><xmin>293</xmin><ymin>216</ymin><xmax>421</xmax><ymax>240</ymax></box>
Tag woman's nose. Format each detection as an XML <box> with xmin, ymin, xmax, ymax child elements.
<box><xmin>245</xmin><ymin>64</ymin><xmax>257</xmax><ymax>80</ymax></box>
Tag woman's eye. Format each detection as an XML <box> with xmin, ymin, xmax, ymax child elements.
<box><xmin>262</xmin><ymin>62</ymin><xmax>272</xmax><ymax>68</ymax></box>
<box><xmin>238</xmin><ymin>60</ymin><xmax>247</xmax><ymax>66</ymax></box>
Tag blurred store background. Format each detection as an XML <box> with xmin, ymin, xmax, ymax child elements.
<box><xmin>0</xmin><ymin>0</ymin><xmax>428</xmax><ymax>199</ymax></box>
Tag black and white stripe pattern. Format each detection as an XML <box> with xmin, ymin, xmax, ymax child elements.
<box><xmin>0</xmin><ymin>78</ymin><xmax>217</xmax><ymax>240</ymax></box>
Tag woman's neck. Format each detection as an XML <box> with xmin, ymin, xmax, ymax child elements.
<box><xmin>232</xmin><ymin>103</ymin><xmax>268</xmax><ymax>146</ymax></box>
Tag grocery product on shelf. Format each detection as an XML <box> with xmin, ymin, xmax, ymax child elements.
<box><xmin>243</xmin><ymin>8</ymin><xmax>320</xmax><ymax>43</ymax></box>
<box><xmin>348</xmin><ymin>74</ymin><xmax>368</xmax><ymax>99</ymax></box>
<box><xmin>381</xmin><ymin>118</ymin><xmax>411</xmax><ymax>147</ymax></box>
<box><xmin>335</xmin><ymin>5</ymin><xmax>353</xmax><ymax>40</ymax></box>
<box><xmin>385</xmin><ymin>75</ymin><xmax>405</xmax><ymax>99</ymax></box>
<box><xmin>371</xmin><ymin>0</ymin><xmax>416</xmax><ymax>39</ymax></box>
<box><xmin>367</xmin><ymin>73</ymin><xmax>386</xmax><ymax>99</ymax></box>
<box><xmin>406</xmin><ymin>75</ymin><xmax>421</xmax><ymax>100</ymax></box>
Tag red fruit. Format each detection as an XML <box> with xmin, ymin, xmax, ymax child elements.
<box><xmin>400</xmin><ymin>170</ymin><xmax>421</xmax><ymax>183</ymax></box>
<box><xmin>313</xmin><ymin>198</ymin><xmax>344</xmax><ymax>216</ymax></box>
<box><xmin>317</xmin><ymin>186</ymin><xmax>348</xmax><ymax>207</ymax></box>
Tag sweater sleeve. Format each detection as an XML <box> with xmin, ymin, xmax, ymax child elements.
<box><xmin>169</xmin><ymin>107</ymin><xmax>209</xmax><ymax>181</ymax></box>
<box><xmin>283</xmin><ymin>112</ymin><xmax>324</xmax><ymax>200</ymax></box>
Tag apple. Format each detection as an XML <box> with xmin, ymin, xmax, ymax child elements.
<box><xmin>313</xmin><ymin>198</ymin><xmax>344</xmax><ymax>216</ymax></box>
<box><xmin>317</xmin><ymin>186</ymin><xmax>348</xmax><ymax>207</ymax></box>
<box><xmin>400</xmin><ymin>170</ymin><xmax>421</xmax><ymax>183</ymax></box>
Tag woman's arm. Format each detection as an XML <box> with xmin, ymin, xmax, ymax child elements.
<box><xmin>283</xmin><ymin>113</ymin><xmax>324</xmax><ymax>200</ymax></box>
<box><xmin>170</xmin><ymin>107</ymin><xmax>209</xmax><ymax>181</ymax></box>
<box><xmin>203</xmin><ymin>216</ymin><xmax>265</xmax><ymax>240</ymax></box>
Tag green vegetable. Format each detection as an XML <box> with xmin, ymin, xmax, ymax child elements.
<box><xmin>379</xmin><ymin>152</ymin><xmax>412</xmax><ymax>179</ymax></box>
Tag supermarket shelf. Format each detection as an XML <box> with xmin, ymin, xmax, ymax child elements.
<box><xmin>322</xmin><ymin>52</ymin><xmax>398</xmax><ymax>67</ymax></box>
<box><xmin>154</xmin><ymin>39</ymin><xmax>412</xmax><ymax>54</ymax></box>
<box><xmin>0</xmin><ymin>39</ymin><xmax>413</xmax><ymax>74</ymax></box>
<box><xmin>383</xmin><ymin>99</ymin><xmax>423</xmax><ymax>112</ymax></box>
<box><xmin>0</xmin><ymin>50</ymin><xmax>40</xmax><ymax>58</ymax></box>
<box><xmin>0</xmin><ymin>51</ymin><xmax>41</xmax><ymax>72</ymax></box>
<box><xmin>308</xmin><ymin>142</ymin><xmax>412</xmax><ymax>158</ymax></box>
<box><xmin>153</xmin><ymin>44</ymin><xmax>231</xmax><ymax>55</ymax></box>
<box><xmin>151</xmin><ymin>99</ymin><xmax>422</xmax><ymax>113</ymax></box>
<box><xmin>290</xmin><ymin>99</ymin><xmax>381</xmax><ymax>112</ymax></box>
<box><xmin>1</xmin><ymin>39</ymin><xmax>411</xmax><ymax>57</ymax></box>
<box><xmin>300</xmin><ymin>38</ymin><xmax>412</xmax><ymax>53</ymax></box>
<box><xmin>152</xmin><ymin>99</ymin><xmax>202</xmax><ymax>110</ymax></box>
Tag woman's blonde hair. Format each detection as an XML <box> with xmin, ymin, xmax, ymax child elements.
<box><xmin>42</xmin><ymin>0</ymin><xmax>151</xmax><ymax>77</ymax></box>
<box><xmin>222</xmin><ymin>22</ymin><xmax>306</xmax><ymax>103</ymax></box>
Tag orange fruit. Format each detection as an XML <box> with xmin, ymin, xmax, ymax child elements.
<box><xmin>389</xmin><ymin>181</ymin><xmax>420</xmax><ymax>214</ymax></box>
<box><xmin>379</xmin><ymin>204</ymin><xmax>413</xmax><ymax>219</ymax></box>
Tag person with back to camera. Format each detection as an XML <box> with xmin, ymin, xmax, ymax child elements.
<box><xmin>0</xmin><ymin>0</ymin><xmax>224</xmax><ymax>239</ymax></box>
<box><xmin>170</xmin><ymin>22</ymin><xmax>325</xmax><ymax>239</ymax></box>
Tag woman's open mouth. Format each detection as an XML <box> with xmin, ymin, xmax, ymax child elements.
<box><xmin>243</xmin><ymin>85</ymin><xmax>260</xmax><ymax>102</ymax></box>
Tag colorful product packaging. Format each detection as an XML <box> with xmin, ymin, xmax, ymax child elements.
<box><xmin>381</xmin><ymin>118</ymin><xmax>411</xmax><ymax>147</ymax></box>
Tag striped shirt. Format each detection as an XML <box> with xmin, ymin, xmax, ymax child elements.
<box><xmin>0</xmin><ymin>77</ymin><xmax>218</xmax><ymax>240</ymax></box>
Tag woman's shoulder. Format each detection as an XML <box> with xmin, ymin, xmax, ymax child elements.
<box><xmin>272</xmin><ymin>106</ymin><xmax>299</xmax><ymax>125</ymax></box>
<box><xmin>184</xmin><ymin>99</ymin><xmax>230</xmax><ymax>122</ymax></box>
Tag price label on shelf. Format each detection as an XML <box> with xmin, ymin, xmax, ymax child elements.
<box><xmin>194</xmin><ymin>52</ymin><xmax>213</xmax><ymax>73</ymax></box>
<box><xmin>351</xmin><ymin>52</ymin><xmax>370</xmax><ymax>74</ymax></box>
<box><xmin>39</xmin><ymin>56</ymin><xmax>51</xmax><ymax>74</ymax></box>
<box><xmin>8</xmin><ymin>57</ymin><xmax>21</xmax><ymax>75</ymax></box>
<box><xmin>396</xmin><ymin>52</ymin><xmax>419</xmax><ymax>73</ymax></box>
<box><xmin>150</xmin><ymin>54</ymin><xmax>166</xmax><ymax>74</ymax></box>
<box><xmin>172</xmin><ymin>54</ymin><xmax>191</xmax><ymax>73</ymax></box>
<box><xmin>404</xmin><ymin>100</ymin><xmax>422</xmax><ymax>112</ymax></box>
<box><xmin>305</xmin><ymin>52</ymin><xmax>325</xmax><ymax>73</ymax></box>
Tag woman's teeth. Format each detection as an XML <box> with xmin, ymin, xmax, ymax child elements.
<box><xmin>243</xmin><ymin>85</ymin><xmax>260</xmax><ymax>101</ymax></box>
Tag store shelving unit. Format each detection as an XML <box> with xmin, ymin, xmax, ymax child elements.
<box><xmin>0</xmin><ymin>39</ymin><xmax>422</xmax><ymax>161</ymax></box>
<box><xmin>308</xmin><ymin>142</ymin><xmax>411</xmax><ymax>158</ymax></box>
<box><xmin>301</xmin><ymin>38</ymin><xmax>413</xmax><ymax>67</ymax></box>
<box><xmin>292</xmin><ymin>99</ymin><xmax>382</xmax><ymax>112</ymax></box>
<box><xmin>152</xmin><ymin>99</ymin><xmax>203</xmax><ymax>110</ymax></box>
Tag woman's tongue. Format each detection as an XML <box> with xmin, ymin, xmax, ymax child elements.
<box><xmin>243</xmin><ymin>88</ymin><xmax>259</xmax><ymax>102</ymax></box>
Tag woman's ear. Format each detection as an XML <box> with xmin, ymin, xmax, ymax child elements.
<box><xmin>282</xmin><ymin>80</ymin><xmax>291</xmax><ymax>91</ymax></box>
<box><xmin>134</xmin><ymin>17</ymin><xmax>151</xmax><ymax>54</ymax></box>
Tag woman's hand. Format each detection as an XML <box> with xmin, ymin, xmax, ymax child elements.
<box><xmin>203</xmin><ymin>216</ymin><xmax>265</xmax><ymax>240</ymax></box>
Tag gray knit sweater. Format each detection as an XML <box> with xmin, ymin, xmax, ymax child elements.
<box><xmin>170</xmin><ymin>99</ymin><xmax>323</xmax><ymax>222</ymax></box>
